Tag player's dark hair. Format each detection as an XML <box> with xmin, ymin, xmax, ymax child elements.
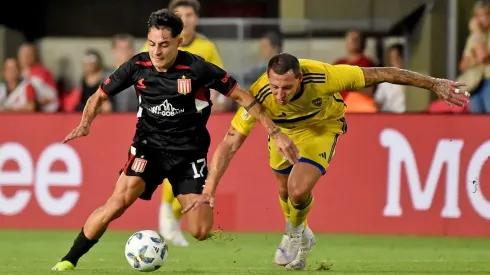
<box><xmin>267</xmin><ymin>53</ymin><xmax>301</xmax><ymax>78</ymax></box>
<box><xmin>262</xmin><ymin>31</ymin><xmax>283</xmax><ymax>53</ymax></box>
<box><xmin>147</xmin><ymin>9</ymin><xmax>184</xmax><ymax>38</ymax></box>
<box><xmin>169</xmin><ymin>0</ymin><xmax>201</xmax><ymax>15</ymax></box>
<box><xmin>111</xmin><ymin>33</ymin><xmax>135</xmax><ymax>48</ymax></box>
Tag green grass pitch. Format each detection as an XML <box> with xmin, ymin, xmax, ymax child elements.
<box><xmin>1</xmin><ymin>230</ymin><xmax>489</xmax><ymax>274</ymax></box>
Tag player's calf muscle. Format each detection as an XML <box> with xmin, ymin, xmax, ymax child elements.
<box><xmin>85</xmin><ymin>176</ymin><xmax>145</xmax><ymax>239</ymax></box>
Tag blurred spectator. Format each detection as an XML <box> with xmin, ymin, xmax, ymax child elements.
<box><xmin>458</xmin><ymin>1</ymin><xmax>490</xmax><ymax>113</ymax></box>
<box><xmin>110</xmin><ymin>34</ymin><xmax>139</xmax><ymax>112</ymax></box>
<box><xmin>243</xmin><ymin>31</ymin><xmax>283</xmax><ymax>87</ymax></box>
<box><xmin>75</xmin><ymin>49</ymin><xmax>112</xmax><ymax>112</ymax></box>
<box><xmin>374</xmin><ymin>43</ymin><xmax>406</xmax><ymax>113</ymax></box>
<box><xmin>0</xmin><ymin>58</ymin><xmax>36</xmax><ymax>112</ymax></box>
<box><xmin>334</xmin><ymin>30</ymin><xmax>376</xmax><ymax>99</ymax></box>
<box><xmin>18</xmin><ymin>43</ymin><xmax>59</xmax><ymax>112</ymax></box>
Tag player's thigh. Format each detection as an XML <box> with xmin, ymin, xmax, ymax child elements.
<box><xmin>168</xmin><ymin>154</ymin><xmax>212</xmax><ymax>235</ymax></box>
<box><xmin>177</xmin><ymin>193</ymin><xmax>213</xmax><ymax>240</ymax></box>
<box><xmin>122</xmin><ymin>144</ymin><xmax>166</xmax><ymax>201</ymax></box>
<box><xmin>297</xmin><ymin>132</ymin><xmax>341</xmax><ymax>176</ymax></box>
<box><xmin>268</xmin><ymin>134</ymin><xmax>293</xmax><ymax>174</ymax></box>
<box><xmin>288</xmin><ymin>132</ymin><xmax>341</xmax><ymax>199</ymax></box>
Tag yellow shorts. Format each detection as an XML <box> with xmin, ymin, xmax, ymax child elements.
<box><xmin>268</xmin><ymin>118</ymin><xmax>346</xmax><ymax>175</ymax></box>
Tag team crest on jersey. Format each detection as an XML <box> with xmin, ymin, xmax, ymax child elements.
<box><xmin>132</xmin><ymin>158</ymin><xmax>147</xmax><ymax>173</ymax></box>
<box><xmin>312</xmin><ymin>98</ymin><xmax>322</xmax><ymax>107</ymax></box>
<box><xmin>177</xmin><ymin>75</ymin><xmax>192</xmax><ymax>95</ymax></box>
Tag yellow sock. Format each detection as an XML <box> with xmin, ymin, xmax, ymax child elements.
<box><xmin>278</xmin><ymin>195</ymin><xmax>290</xmax><ymax>221</ymax></box>
<box><xmin>288</xmin><ymin>194</ymin><xmax>314</xmax><ymax>228</ymax></box>
<box><xmin>162</xmin><ymin>179</ymin><xmax>183</xmax><ymax>220</ymax></box>
<box><xmin>172</xmin><ymin>196</ymin><xmax>183</xmax><ymax>220</ymax></box>
<box><xmin>162</xmin><ymin>179</ymin><xmax>174</xmax><ymax>204</ymax></box>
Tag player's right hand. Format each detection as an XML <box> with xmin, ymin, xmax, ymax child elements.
<box><xmin>272</xmin><ymin>132</ymin><xmax>300</xmax><ymax>164</ymax></box>
<box><xmin>62</xmin><ymin>125</ymin><xmax>90</xmax><ymax>144</ymax></box>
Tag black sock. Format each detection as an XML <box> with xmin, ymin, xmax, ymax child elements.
<box><xmin>61</xmin><ymin>228</ymin><xmax>98</xmax><ymax>266</ymax></box>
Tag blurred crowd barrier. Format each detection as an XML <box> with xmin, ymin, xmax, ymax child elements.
<box><xmin>37</xmin><ymin>18</ymin><xmax>404</xmax><ymax>87</ymax></box>
<box><xmin>1</xmin><ymin>113</ymin><xmax>489</xmax><ymax>236</ymax></box>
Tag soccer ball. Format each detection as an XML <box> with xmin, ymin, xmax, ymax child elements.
<box><xmin>124</xmin><ymin>230</ymin><xmax>168</xmax><ymax>272</ymax></box>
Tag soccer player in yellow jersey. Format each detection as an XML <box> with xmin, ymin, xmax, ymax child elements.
<box><xmin>141</xmin><ymin>0</ymin><xmax>225</xmax><ymax>247</ymax></box>
<box><xmin>183</xmin><ymin>53</ymin><xmax>469</xmax><ymax>269</ymax></box>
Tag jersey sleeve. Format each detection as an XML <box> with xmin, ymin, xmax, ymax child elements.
<box><xmin>323</xmin><ymin>64</ymin><xmax>366</xmax><ymax>95</ymax></box>
<box><xmin>231</xmin><ymin>107</ymin><xmax>256</xmax><ymax>136</ymax></box>
<box><xmin>200</xmin><ymin>61</ymin><xmax>237</xmax><ymax>96</ymax></box>
<box><xmin>99</xmin><ymin>61</ymin><xmax>134</xmax><ymax>97</ymax></box>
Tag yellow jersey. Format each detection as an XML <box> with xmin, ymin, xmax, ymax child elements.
<box><xmin>140</xmin><ymin>34</ymin><xmax>223</xmax><ymax>68</ymax></box>
<box><xmin>231</xmin><ymin>59</ymin><xmax>366</xmax><ymax>136</ymax></box>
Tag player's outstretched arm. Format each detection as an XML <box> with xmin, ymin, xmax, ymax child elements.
<box><xmin>62</xmin><ymin>90</ymin><xmax>107</xmax><ymax>143</ymax></box>
<box><xmin>361</xmin><ymin>67</ymin><xmax>470</xmax><ymax>106</ymax></box>
<box><xmin>228</xmin><ymin>87</ymin><xmax>276</xmax><ymax>135</ymax></box>
<box><xmin>204</xmin><ymin>126</ymin><xmax>247</xmax><ymax>196</ymax></box>
<box><xmin>228</xmin><ymin>87</ymin><xmax>300</xmax><ymax>164</ymax></box>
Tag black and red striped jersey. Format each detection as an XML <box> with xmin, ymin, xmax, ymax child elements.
<box><xmin>100</xmin><ymin>50</ymin><xmax>237</xmax><ymax>152</ymax></box>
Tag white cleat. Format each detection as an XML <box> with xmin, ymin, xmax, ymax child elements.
<box><xmin>168</xmin><ymin>223</ymin><xmax>189</xmax><ymax>247</ymax></box>
<box><xmin>280</xmin><ymin>223</ymin><xmax>303</xmax><ymax>267</ymax></box>
<box><xmin>285</xmin><ymin>226</ymin><xmax>316</xmax><ymax>270</ymax></box>
<box><xmin>159</xmin><ymin>203</ymin><xmax>189</xmax><ymax>247</ymax></box>
<box><xmin>274</xmin><ymin>234</ymin><xmax>296</xmax><ymax>266</ymax></box>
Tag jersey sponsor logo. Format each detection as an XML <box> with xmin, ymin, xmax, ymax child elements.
<box><xmin>131</xmin><ymin>157</ymin><xmax>147</xmax><ymax>173</ymax></box>
<box><xmin>136</xmin><ymin>78</ymin><xmax>146</xmax><ymax>89</ymax></box>
<box><xmin>312</xmin><ymin>98</ymin><xmax>322</xmax><ymax>107</ymax></box>
<box><xmin>177</xmin><ymin>76</ymin><xmax>192</xmax><ymax>95</ymax></box>
<box><xmin>221</xmin><ymin>73</ymin><xmax>231</xmax><ymax>83</ymax></box>
<box><xmin>148</xmin><ymin>100</ymin><xmax>184</xmax><ymax>116</ymax></box>
<box><xmin>241</xmin><ymin>110</ymin><xmax>251</xmax><ymax>120</ymax></box>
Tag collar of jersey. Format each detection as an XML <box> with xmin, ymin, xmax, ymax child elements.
<box><xmin>290</xmin><ymin>82</ymin><xmax>305</xmax><ymax>102</ymax></box>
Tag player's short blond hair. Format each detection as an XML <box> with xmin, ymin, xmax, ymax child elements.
<box><xmin>169</xmin><ymin>0</ymin><xmax>200</xmax><ymax>15</ymax></box>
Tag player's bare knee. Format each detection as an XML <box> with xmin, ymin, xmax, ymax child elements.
<box><xmin>189</xmin><ymin>225</ymin><xmax>210</xmax><ymax>241</ymax></box>
<box><xmin>288</xmin><ymin>186</ymin><xmax>309</xmax><ymax>205</ymax></box>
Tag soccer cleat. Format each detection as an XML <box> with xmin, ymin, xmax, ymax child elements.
<box><xmin>168</xmin><ymin>224</ymin><xmax>189</xmax><ymax>247</ymax></box>
<box><xmin>285</xmin><ymin>226</ymin><xmax>316</xmax><ymax>270</ymax></box>
<box><xmin>52</xmin><ymin>260</ymin><xmax>75</xmax><ymax>271</ymax></box>
<box><xmin>159</xmin><ymin>203</ymin><xmax>189</xmax><ymax>247</ymax></box>
<box><xmin>274</xmin><ymin>234</ymin><xmax>295</xmax><ymax>266</ymax></box>
<box><xmin>277</xmin><ymin>223</ymin><xmax>303</xmax><ymax>267</ymax></box>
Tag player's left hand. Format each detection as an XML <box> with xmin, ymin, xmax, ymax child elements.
<box><xmin>182</xmin><ymin>192</ymin><xmax>215</xmax><ymax>213</ymax></box>
<box><xmin>62</xmin><ymin>125</ymin><xmax>90</xmax><ymax>144</ymax></box>
<box><xmin>432</xmin><ymin>79</ymin><xmax>470</xmax><ymax>107</ymax></box>
<box><xmin>272</xmin><ymin>132</ymin><xmax>300</xmax><ymax>164</ymax></box>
